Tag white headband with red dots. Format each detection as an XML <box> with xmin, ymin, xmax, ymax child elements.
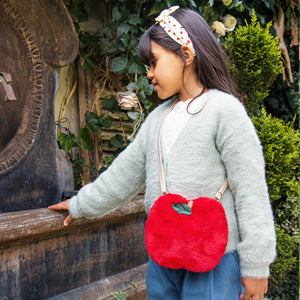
<box><xmin>155</xmin><ymin>6</ymin><xmax>195</xmax><ymax>55</ymax></box>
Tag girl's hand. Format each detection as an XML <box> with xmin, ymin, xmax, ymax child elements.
<box><xmin>239</xmin><ymin>277</ymin><xmax>268</xmax><ymax>300</ymax></box>
<box><xmin>48</xmin><ymin>199</ymin><xmax>73</xmax><ymax>226</ymax></box>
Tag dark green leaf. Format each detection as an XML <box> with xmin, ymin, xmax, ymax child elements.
<box><xmin>79</xmin><ymin>128</ymin><xmax>92</xmax><ymax>150</ymax></box>
<box><xmin>143</xmin><ymin>99</ymin><xmax>154</xmax><ymax>111</ymax></box>
<box><xmin>126</xmin><ymin>82</ymin><xmax>137</xmax><ymax>92</ymax></box>
<box><xmin>112</xmin><ymin>7</ymin><xmax>122</xmax><ymax>21</ymax></box>
<box><xmin>58</xmin><ymin>132</ymin><xmax>67</xmax><ymax>143</ymax></box>
<box><xmin>117</xmin><ymin>23</ymin><xmax>130</xmax><ymax>36</ymax></box>
<box><xmin>137</xmin><ymin>75</ymin><xmax>149</xmax><ymax>90</ymax></box>
<box><xmin>85</xmin><ymin>111</ymin><xmax>101</xmax><ymax>132</ymax></box>
<box><xmin>127</xmin><ymin>57</ymin><xmax>146</xmax><ymax>74</ymax></box>
<box><xmin>70</xmin><ymin>133</ymin><xmax>81</xmax><ymax>147</ymax></box>
<box><xmin>109</xmin><ymin>134</ymin><xmax>124</xmax><ymax>149</ymax></box>
<box><xmin>102</xmin><ymin>97</ymin><xmax>119</xmax><ymax>113</ymax></box>
<box><xmin>111</xmin><ymin>57</ymin><xmax>128</xmax><ymax>73</ymax></box>
<box><xmin>82</xmin><ymin>55</ymin><xmax>97</xmax><ymax>71</ymax></box>
<box><xmin>148</xmin><ymin>2</ymin><xmax>166</xmax><ymax>16</ymax></box>
<box><xmin>99</xmin><ymin>116</ymin><xmax>112</xmax><ymax>129</ymax></box>
<box><xmin>104</xmin><ymin>156</ymin><xmax>114</xmax><ymax>164</ymax></box>
<box><xmin>128</xmin><ymin>14</ymin><xmax>141</xmax><ymax>25</ymax></box>
<box><xmin>137</xmin><ymin>89</ymin><xmax>146</xmax><ymax>100</ymax></box>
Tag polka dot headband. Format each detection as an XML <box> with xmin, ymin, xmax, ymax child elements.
<box><xmin>155</xmin><ymin>6</ymin><xmax>195</xmax><ymax>55</ymax></box>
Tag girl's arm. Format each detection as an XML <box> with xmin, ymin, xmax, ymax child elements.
<box><xmin>216</xmin><ymin>98</ymin><xmax>276</xmax><ymax>279</ymax></box>
<box><xmin>49</xmin><ymin>119</ymin><xmax>148</xmax><ymax>225</ymax></box>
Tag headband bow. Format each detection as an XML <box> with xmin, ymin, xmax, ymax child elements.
<box><xmin>155</xmin><ymin>6</ymin><xmax>195</xmax><ymax>55</ymax></box>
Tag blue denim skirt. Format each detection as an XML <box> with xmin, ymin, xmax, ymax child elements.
<box><xmin>146</xmin><ymin>251</ymin><xmax>244</xmax><ymax>300</ymax></box>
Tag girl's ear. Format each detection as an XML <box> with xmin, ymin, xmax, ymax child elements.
<box><xmin>181</xmin><ymin>45</ymin><xmax>195</xmax><ymax>66</ymax></box>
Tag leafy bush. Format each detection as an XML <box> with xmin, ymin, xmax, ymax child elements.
<box><xmin>251</xmin><ymin>109</ymin><xmax>299</xmax><ymax>205</ymax></box>
<box><xmin>268</xmin><ymin>227</ymin><xmax>299</xmax><ymax>299</ymax></box>
<box><xmin>223</xmin><ymin>11</ymin><xmax>282</xmax><ymax>114</ymax></box>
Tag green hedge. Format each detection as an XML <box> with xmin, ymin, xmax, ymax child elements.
<box><xmin>224</xmin><ymin>11</ymin><xmax>282</xmax><ymax>114</ymax></box>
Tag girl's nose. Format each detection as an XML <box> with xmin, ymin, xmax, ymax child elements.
<box><xmin>147</xmin><ymin>66</ymin><xmax>154</xmax><ymax>80</ymax></box>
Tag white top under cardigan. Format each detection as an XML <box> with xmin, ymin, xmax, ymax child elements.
<box><xmin>69</xmin><ymin>89</ymin><xmax>276</xmax><ymax>279</ymax></box>
<box><xmin>162</xmin><ymin>98</ymin><xmax>192</xmax><ymax>158</ymax></box>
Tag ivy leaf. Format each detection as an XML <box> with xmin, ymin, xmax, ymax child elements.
<box><xmin>148</xmin><ymin>2</ymin><xmax>165</xmax><ymax>16</ymax></box>
<box><xmin>128</xmin><ymin>14</ymin><xmax>141</xmax><ymax>25</ymax></box>
<box><xmin>82</xmin><ymin>55</ymin><xmax>97</xmax><ymax>71</ymax></box>
<box><xmin>58</xmin><ymin>133</ymin><xmax>79</xmax><ymax>154</ymax></box>
<box><xmin>99</xmin><ymin>38</ymin><xmax>117</xmax><ymax>55</ymax></box>
<box><xmin>137</xmin><ymin>75</ymin><xmax>153</xmax><ymax>95</ymax></box>
<box><xmin>117</xmin><ymin>23</ymin><xmax>130</xmax><ymax>37</ymax></box>
<box><xmin>102</xmin><ymin>97</ymin><xmax>119</xmax><ymax>113</ymax></box>
<box><xmin>99</xmin><ymin>116</ymin><xmax>112</xmax><ymax>129</ymax></box>
<box><xmin>79</xmin><ymin>128</ymin><xmax>92</xmax><ymax>150</ymax></box>
<box><xmin>112</xmin><ymin>7</ymin><xmax>122</xmax><ymax>21</ymax></box>
<box><xmin>127</xmin><ymin>56</ymin><xmax>146</xmax><ymax>74</ymax></box>
<box><xmin>57</xmin><ymin>132</ymin><xmax>67</xmax><ymax>143</ymax></box>
<box><xmin>137</xmin><ymin>89</ymin><xmax>146</xmax><ymax>100</ymax></box>
<box><xmin>143</xmin><ymin>99</ymin><xmax>154</xmax><ymax>111</ymax></box>
<box><xmin>137</xmin><ymin>75</ymin><xmax>149</xmax><ymax>90</ymax></box>
<box><xmin>127</xmin><ymin>112</ymin><xmax>140</xmax><ymax>120</ymax></box>
<box><xmin>111</xmin><ymin>57</ymin><xmax>128</xmax><ymax>73</ymax></box>
<box><xmin>126</xmin><ymin>82</ymin><xmax>137</xmax><ymax>92</ymax></box>
<box><xmin>104</xmin><ymin>156</ymin><xmax>114</xmax><ymax>164</ymax></box>
<box><xmin>109</xmin><ymin>134</ymin><xmax>124</xmax><ymax>149</ymax></box>
<box><xmin>85</xmin><ymin>111</ymin><xmax>101</xmax><ymax>132</ymax></box>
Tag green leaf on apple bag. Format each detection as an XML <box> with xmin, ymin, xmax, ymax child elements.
<box><xmin>172</xmin><ymin>203</ymin><xmax>192</xmax><ymax>215</ymax></box>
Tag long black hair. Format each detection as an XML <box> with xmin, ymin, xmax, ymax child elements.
<box><xmin>137</xmin><ymin>8</ymin><xmax>239</xmax><ymax>101</ymax></box>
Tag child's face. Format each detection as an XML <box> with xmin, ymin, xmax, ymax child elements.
<box><xmin>147</xmin><ymin>41</ymin><xmax>185</xmax><ymax>100</ymax></box>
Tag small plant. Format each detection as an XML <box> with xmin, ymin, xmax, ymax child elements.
<box><xmin>112</xmin><ymin>291</ymin><xmax>127</xmax><ymax>300</ymax></box>
<box><xmin>223</xmin><ymin>10</ymin><xmax>282</xmax><ymax>114</ymax></box>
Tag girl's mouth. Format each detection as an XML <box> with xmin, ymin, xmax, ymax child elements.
<box><xmin>152</xmin><ymin>81</ymin><xmax>158</xmax><ymax>91</ymax></box>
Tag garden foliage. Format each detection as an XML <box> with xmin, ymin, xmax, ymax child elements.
<box><xmin>268</xmin><ymin>227</ymin><xmax>299</xmax><ymax>299</ymax></box>
<box><xmin>251</xmin><ymin>109</ymin><xmax>299</xmax><ymax>205</ymax></box>
<box><xmin>223</xmin><ymin>12</ymin><xmax>282</xmax><ymax>114</ymax></box>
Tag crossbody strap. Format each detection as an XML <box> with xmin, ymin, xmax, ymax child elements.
<box><xmin>158</xmin><ymin>99</ymin><xmax>228</xmax><ymax>201</ymax></box>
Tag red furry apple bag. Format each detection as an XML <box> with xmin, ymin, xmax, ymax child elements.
<box><xmin>144</xmin><ymin>100</ymin><xmax>229</xmax><ymax>273</ymax></box>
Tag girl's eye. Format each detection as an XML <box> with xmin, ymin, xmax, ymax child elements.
<box><xmin>150</xmin><ymin>60</ymin><xmax>156</xmax><ymax>67</ymax></box>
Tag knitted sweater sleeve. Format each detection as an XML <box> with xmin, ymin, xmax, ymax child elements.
<box><xmin>68</xmin><ymin>120</ymin><xmax>147</xmax><ymax>219</ymax></box>
<box><xmin>216</xmin><ymin>98</ymin><xmax>276</xmax><ymax>278</ymax></box>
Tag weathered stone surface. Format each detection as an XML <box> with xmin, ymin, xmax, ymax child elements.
<box><xmin>0</xmin><ymin>0</ymin><xmax>78</xmax><ymax>212</ymax></box>
<box><xmin>0</xmin><ymin>199</ymin><xmax>148</xmax><ymax>299</ymax></box>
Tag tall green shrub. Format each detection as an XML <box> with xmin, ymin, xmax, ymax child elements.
<box><xmin>223</xmin><ymin>11</ymin><xmax>282</xmax><ymax>114</ymax></box>
<box><xmin>251</xmin><ymin>109</ymin><xmax>299</xmax><ymax>203</ymax></box>
<box><xmin>251</xmin><ymin>109</ymin><xmax>299</xmax><ymax>238</ymax></box>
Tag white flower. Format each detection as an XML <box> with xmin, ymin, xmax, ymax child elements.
<box><xmin>208</xmin><ymin>0</ymin><xmax>214</xmax><ymax>6</ymax></box>
<box><xmin>223</xmin><ymin>14</ymin><xmax>237</xmax><ymax>32</ymax></box>
<box><xmin>211</xmin><ymin>21</ymin><xmax>226</xmax><ymax>36</ymax></box>
<box><xmin>117</xmin><ymin>92</ymin><xmax>139</xmax><ymax>110</ymax></box>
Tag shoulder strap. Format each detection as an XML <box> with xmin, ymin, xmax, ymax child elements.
<box><xmin>158</xmin><ymin>99</ymin><xmax>228</xmax><ymax>200</ymax></box>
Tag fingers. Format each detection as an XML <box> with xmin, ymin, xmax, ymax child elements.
<box><xmin>48</xmin><ymin>199</ymin><xmax>73</xmax><ymax>226</ymax></box>
<box><xmin>64</xmin><ymin>214</ymin><xmax>73</xmax><ymax>227</ymax></box>
<box><xmin>241</xmin><ymin>277</ymin><xmax>267</xmax><ymax>300</ymax></box>
<box><xmin>48</xmin><ymin>199</ymin><xmax>70</xmax><ymax>211</ymax></box>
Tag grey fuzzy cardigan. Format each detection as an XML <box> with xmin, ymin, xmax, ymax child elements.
<box><xmin>69</xmin><ymin>89</ymin><xmax>276</xmax><ymax>278</ymax></box>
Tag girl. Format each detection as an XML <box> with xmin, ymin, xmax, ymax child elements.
<box><xmin>50</xmin><ymin>7</ymin><xmax>276</xmax><ymax>300</ymax></box>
